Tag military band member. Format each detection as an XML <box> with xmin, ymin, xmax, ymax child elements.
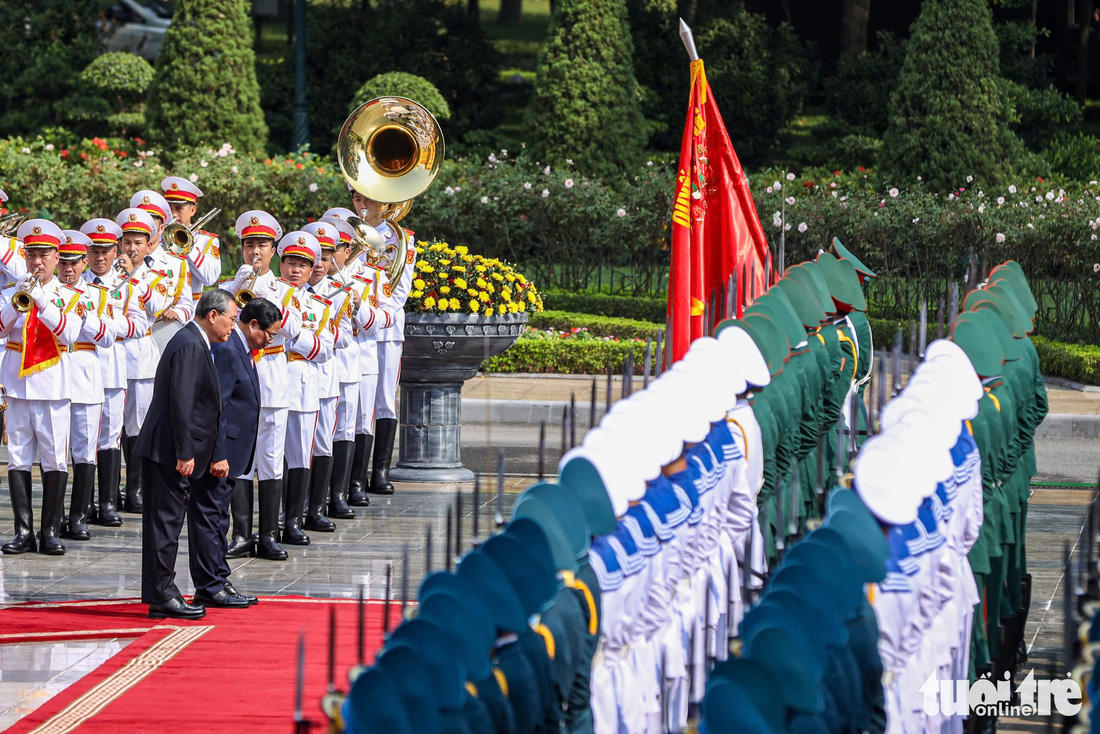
<box><xmin>57</xmin><ymin>231</ymin><xmax>118</xmax><ymax>542</ymax></box>
<box><xmin>0</xmin><ymin>220</ymin><xmax>84</xmax><ymax>555</ymax></box>
<box><xmin>80</xmin><ymin>218</ymin><xmax>149</xmax><ymax>527</ymax></box>
<box><xmin>349</xmin><ymin>191</ymin><xmax>416</xmax><ymax>495</ymax></box>
<box><xmin>0</xmin><ymin>188</ymin><xmax>27</xmax><ymax>285</ymax></box>
<box><xmin>115</xmin><ymin>208</ymin><xmax>172</xmax><ymax>514</ymax></box>
<box><xmin>278</xmin><ymin>232</ymin><xmax>334</xmax><ymax>544</ymax></box>
<box><xmin>130</xmin><ymin>189</ymin><xmax>194</xmax><ymax>325</ymax></box>
<box><xmin>160</xmin><ymin>176</ymin><xmax>222</xmax><ymax>303</ymax></box>
<box><xmin>222</xmin><ymin>210</ymin><xmax>301</xmax><ymax>561</ymax></box>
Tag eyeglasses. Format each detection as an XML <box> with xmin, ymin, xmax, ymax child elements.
<box><xmin>263</xmin><ymin>327</ymin><xmax>280</xmax><ymax>340</ymax></box>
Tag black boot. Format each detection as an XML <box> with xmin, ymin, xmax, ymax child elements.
<box><xmin>282</xmin><ymin>468</ymin><xmax>311</xmax><ymax>545</ymax></box>
<box><xmin>62</xmin><ymin>464</ymin><xmax>95</xmax><ymax>541</ymax></box>
<box><xmin>96</xmin><ymin>449</ymin><xmax>123</xmax><ymax>527</ymax></box>
<box><xmin>226</xmin><ymin>478</ymin><xmax>254</xmax><ymax>559</ymax></box>
<box><xmin>305</xmin><ymin>456</ymin><xmax>336</xmax><ymax>532</ymax></box>
<box><xmin>348</xmin><ymin>433</ymin><xmax>372</xmax><ymax>506</ymax></box>
<box><xmin>369</xmin><ymin>418</ymin><xmax>397</xmax><ymax>495</ymax></box>
<box><xmin>255</xmin><ymin>479</ymin><xmax>288</xmax><ymax>560</ymax></box>
<box><xmin>40</xmin><ymin>471</ymin><xmax>68</xmax><ymax>555</ymax></box>
<box><xmin>328</xmin><ymin>440</ymin><xmax>356</xmax><ymax>519</ymax></box>
<box><xmin>123</xmin><ymin>436</ymin><xmax>143</xmax><ymax>513</ymax></box>
<box><xmin>2</xmin><ymin>471</ymin><xmax>36</xmax><ymax>554</ymax></box>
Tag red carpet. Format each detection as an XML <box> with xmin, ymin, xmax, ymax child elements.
<box><xmin>1</xmin><ymin>597</ymin><xmax>406</xmax><ymax>734</ymax></box>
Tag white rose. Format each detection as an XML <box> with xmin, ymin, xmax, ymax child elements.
<box><xmin>889</xmin><ymin>188</ymin><xmax>899</xmax><ymax>198</ymax></box>
<box><xmin>309</xmin><ymin>183</ymin><xmax>318</xmax><ymax>193</ymax></box>
<box><xmin>995</xmin><ymin>233</ymin><xmax>1005</xmax><ymax>243</ymax></box>
<box><xmin>565</xmin><ymin>179</ymin><xmax>574</xmax><ymax>189</ymax></box>
<box><xmin>797</xmin><ymin>222</ymin><xmax>808</xmax><ymax>233</ymax></box>
<box><xmin>616</xmin><ymin>208</ymin><xmax>626</xmax><ymax>218</ymax></box>
<box><xmin>541</xmin><ymin>189</ymin><xmax>549</xmax><ymax>198</ymax></box>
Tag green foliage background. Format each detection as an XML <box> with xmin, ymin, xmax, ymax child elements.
<box><xmin>63</xmin><ymin>52</ymin><xmax>155</xmax><ymax>138</ymax></box>
<box><xmin>350</xmin><ymin>72</ymin><xmax>452</xmax><ymax>121</ymax></box>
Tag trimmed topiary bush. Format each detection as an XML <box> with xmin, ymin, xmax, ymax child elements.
<box><xmin>145</xmin><ymin>0</ymin><xmax>267</xmax><ymax>154</ymax></box>
<box><xmin>882</xmin><ymin>0</ymin><xmax>1022</xmax><ymax>191</ymax></box>
<box><xmin>349</xmin><ymin>72</ymin><xmax>452</xmax><ymax>120</ymax></box>
<box><xmin>524</xmin><ymin>0</ymin><xmax>648</xmax><ymax>182</ymax></box>
<box><xmin>63</xmin><ymin>52</ymin><xmax>154</xmax><ymax>138</ymax></box>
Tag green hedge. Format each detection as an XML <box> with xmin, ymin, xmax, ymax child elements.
<box><xmin>1032</xmin><ymin>336</ymin><xmax>1100</xmax><ymax>385</ymax></box>
<box><xmin>529</xmin><ymin>310</ymin><xmax>663</xmax><ymax>341</ymax></box>
<box><xmin>542</xmin><ymin>293</ymin><xmax>666</xmax><ymax>323</ymax></box>
<box><xmin>482</xmin><ymin>336</ymin><xmax>646</xmax><ymax>374</ymax></box>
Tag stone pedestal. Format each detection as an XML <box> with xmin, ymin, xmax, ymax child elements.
<box><xmin>389</xmin><ymin>312</ymin><xmax>526</xmax><ymax>483</ymax></box>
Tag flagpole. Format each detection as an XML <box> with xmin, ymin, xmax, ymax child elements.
<box><xmin>679</xmin><ymin>19</ymin><xmax>700</xmax><ymax>61</ymax></box>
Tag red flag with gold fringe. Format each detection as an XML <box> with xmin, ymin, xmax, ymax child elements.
<box><xmin>667</xmin><ymin>59</ymin><xmax>772</xmax><ymax>361</ymax></box>
<box><xmin>19</xmin><ymin>305</ymin><xmax>61</xmax><ymax>378</ymax></box>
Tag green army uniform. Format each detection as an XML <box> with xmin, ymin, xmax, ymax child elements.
<box><xmin>832</xmin><ymin>238</ymin><xmax>878</xmax><ymax>447</ymax></box>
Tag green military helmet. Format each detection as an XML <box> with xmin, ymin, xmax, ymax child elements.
<box><xmin>748</xmin><ymin>291</ymin><xmax>805</xmax><ymax>348</ymax></box>
<box><xmin>481</xmin><ymin>533</ymin><xmax>558</xmax><ymax>617</ymax></box>
<box><xmin>557</xmin><ymin>456</ymin><xmax>618</xmax><ymax>537</ymax></box>
<box><xmin>784</xmin><ymin>263</ymin><xmax>832</xmax><ymax>321</ymax></box>
<box><xmin>457</xmin><ymin>550</ymin><xmax>529</xmax><ymax>633</ymax></box>
<box><xmin>419</xmin><ymin>570</ymin><xmax>496</xmax><ymax>631</ymax></box>
<box><xmin>996</xmin><ymin>260</ymin><xmax>1039</xmax><ymax>314</ymax></box>
<box><xmin>967</xmin><ymin>300</ymin><xmax>1024</xmax><ymax>361</ymax></box>
<box><xmin>988</xmin><ymin>271</ymin><xmax>1037</xmax><ymax>331</ymax></box>
<box><xmin>782</xmin><ymin>531</ymin><xmax>862</xmax><ymax>616</ymax></box>
<box><xmin>417</xmin><ymin>587</ymin><xmax>495</xmax><ymax>680</ymax></box>
<box><xmin>951</xmin><ymin>311</ymin><xmax>1005</xmax><ymax>378</ymax></box>
<box><xmin>375</xmin><ymin>645</ymin><xmax>445</xmax><ymax>734</ymax></box>
<box><xmin>832</xmin><ymin>236</ymin><xmax>877</xmax><ymax>280</ymax></box>
<box><xmin>504</xmin><ymin>517</ymin><xmax>559</xmax><ymax>582</ymax></box>
<box><xmin>517</xmin><ymin>481</ymin><xmax>589</xmax><ymax>563</ymax></box>
<box><xmin>741</xmin><ymin>595</ymin><xmax>829</xmax><ymax>672</ymax></box>
<box><xmin>343</xmin><ymin>667</ymin><xmax>413</xmax><ymax>734</ymax></box>
<box><xmin>773</xmin><ymin>277</ymin><xmax>826</xmax><ymax>329</ymax></box>
<box><xmin>508</xmin><ymin>499</ymin><xmax>576</xmax><ymax>572</ymax></box>
<box><xmin>744</xmin><ymin>624</ymin><xmax>826</xmax><ymax>715</ymax></box>
<box><xmin>386</xmin><ymin>619</ymin><xmax>468</xmax><ymax>711</ymax></box>
<box><xmin>823</xmin><ymin>505</ymin><xmax>889</xmax><ymax>583</ymax></box>
<box><xmin>964</xmin><ymin>287</ymin><xmax>1028</xmax><ymax>339</ymax></box>
<box><xmin>800</xmin><ymin>260</ymin><xmax>838</xmax><ymax>317</ymax></box>
<box><xmin>768</xmin><ymin>565</ymin><xmax>850</xmax><ymax>646</ymax></box>
<box><xmin>703</xmin><ymin>678</ymin><xmax>781</xmax><ymax>734</ymax></box>
<box><xmin>984</xmin><ymin>282</ymin><xmax>1032</xmax><ymax>337</ymax></box>
<box><xmin>707</xmin><ymin>657</ymin><xmax>788</xmax><ymax>732</ymax></box>
<box><xmin>722</xmin><ymin>315</ymin><xmax>787</xmax><ymax>377</ymax></box>
<box><xmin>815</xmin><ymin>252</ymin><xmax>867</xmax><ymax>312</ymax></box>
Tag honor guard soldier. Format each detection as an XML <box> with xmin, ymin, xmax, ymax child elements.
<box><xmin>349</xmin><ymin>191</ymin><xmax>416</xmax><ymax>496</ymax></box>
<box><xmin>0</xmin><ymin>188</ymin><xmax>28</xmax><ymax>285</ymax></box>
<box><xmin>80</xmin><ymin>217</ymin><xmax>149</xmax><ymax>527</ymax></box>
<box><xmin>161</xmin><ymin>176</ymin><xmax>222</xmax><ymax>303</ymax></box>
<box><xmin>130</xmin><ymin>189</ymin><xmax>194</xmax><ymax>324</ymax></box>
<box><xmin>0</xmin><ymin>220</ymin><xmax>84</xmax><ymax>555</ymax></box>
<box><xmin>277</xmin><ymin>231</ymin><xmax>334</xmax><ymax>546</ymax></box>
<box><xmin>115</xmin><ymin>208</ymin><xmax>173</xmax><ymax>514</ymax></box>
<box><xmin>56</xmin><ymin>230</ymin><xmax>118</xmax><ymax>542</ymax></box>
<box><xmin>222</xmin><ymin>210</ymin><xmax>302</xmax><ymax>561</ymax></box>
<box><xmin>300</xmin><ymin>221</ymin><xmax>353</xmax><ymax>531</ymax></box>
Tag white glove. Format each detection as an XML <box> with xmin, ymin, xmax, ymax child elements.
<box><xmin>232</xmin><ymin>264</ymin><xmax>255</xmax><ymax>290</ymax></box>
<box><xmin>30</xmin><ymin>280</ymin><xmax>50</xmax><ymax>311</ymax></box>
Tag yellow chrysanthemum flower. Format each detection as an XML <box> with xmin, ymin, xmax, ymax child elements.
<box><xmin>440</xmin><ymin>286</ymin><xmax>451</xmax><ymax>295</ymax></box>
<box><xmin>498</xmin><ymin>304</ymin><xmax>507</xmax><ymax>315</ymax></box>
<box><xmin>449</xmin><ymin>298</ymin><xmax>461</xmax><ymax>310</ymax></box>
<box><xmin>517</xmin><ymin>275</ymin><xmax>527</xmax><ymax>285</ymax></box>
<box><xmin>518</xmin><ymin>302</ymin><xmax>527</xmax><ymax>311</ymax></box>
<box><xmin>423</xmin><ymin>296</ymin><xmax>436</xmax><ymax>309</ymax></box>
<box><xmin>411</xmin><ymin>290</ymin><xmax>424</xmax><ymax>299</ymax></box>
<box><xmin>476</xmin><ymin>277</ymin><xmax>487</xmax><ymax>288</ymax></box>
<box><xmin>491</xmin><ymin>273</ymin><xmax>504</xmax><ymax>281</ymax></box>
<box><xmin>475</xmin><ymin>265</ymin><xmax>487</xmax><ymax>273</ymax></box>
<box><xmin>470</xmin><ymin>300</ymin><xmax>480</xmax><ymax>313</ymax></box>
<box><xmin>486</xmin><ymin>283</ymin><xmax>495</xmax><ymax>293</ymax></box>
<box><xmin>438</xmin><ymin>299</ymin><xmax>449</xmax><ymax>311</ymax></box>
<box><xmin>528</xmin><ymin>292</ymin><xmax>537</xmax><ymax>302</ymax></box>
<box><xmin>452</xmin><ymin>265</ymin><xmax>466</xmax><ymax>273</ymax></box>
<box><xmin>455</xmin><ymin>245</ymin><xmax>469</xmax><ymax>255</ymax></box>
<box><xmin>479</xmin><ymin>291</ymin><xmax>490</xmax><ymax>303</ymax></box>
<box><xmin>440</xmin><ymin>259</ymin><xmax>451</xmax><ymax>266</ymax></box>
<box><xmin>454</xmin><ymin>278</ymin><xmax>468</xmax><ymax>289</ymax></box>
<box><xmin>461</xmin><ymin>254</ymin><xmax>473</xmax><ymax>263</ymax></box>
<box><xmin>505</xmin><ymin>273</ymin><xmax>516</xmax><ymax>282</ymax></box>
<box><xmin>413</xmin><ymin>278</ymin><xmax>426</xmax><ymax>290</ymax></box>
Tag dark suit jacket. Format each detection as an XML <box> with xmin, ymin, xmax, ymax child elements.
<box><xmin>210</xmin><ymin>326</ymin><xmax>261</xmax><ymax>477</ymax></box>
<box><xmin>134</xmin><ymin>321</ymin><xmax>221</xmax><ymax>479</ymax></box>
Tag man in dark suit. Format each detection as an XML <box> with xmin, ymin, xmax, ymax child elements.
<box><xmin>136</xmin><ymin>289</ymin><xmax>238</xmax><ymax>620</ymax></box>
<box><xmin>187</xmin><ymin>298</ymin><xmax>283</xmax><ymax>608</ymax></box>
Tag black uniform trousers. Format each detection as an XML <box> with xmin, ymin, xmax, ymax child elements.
<box><xmin>188</xmin><ymin>472</ymin><xmax>234</xmax><ymax>595</ymax></box>
<box><xmin>141</xmin><ymin>458</ymin><xmax>192</xmax><ymax>604</ymax></box>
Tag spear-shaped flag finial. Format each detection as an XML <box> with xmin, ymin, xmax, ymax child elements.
<box><xmin>679</xmin><ymin>18</ymin><xmax>700</xmax><ymax>62</ymax></box>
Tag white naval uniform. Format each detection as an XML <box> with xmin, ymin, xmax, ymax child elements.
<box><xmin>83</xmin><ymin>269</ymin><xmax>148</xmax><ymax>451</ymax></box>
<box><xmin>0</xmin><ymin>280</ymin><xmax>83</xmax><ymax>472</ymax></box>
<box><xmin>222</xmin><ymin>268</ymin><xmax>303</xmax><ymax>481</ymax></box>
<box><xmin>187</xmin><ymin>230</ymin><xmax>222</xmax><ymax>302</ymax></box>
<box><xmin>285</xmin><ymin>288</ymin><xmax>334</xmax><ymax>469</ymax></box>
<box><xmin>373</xmin><ymin>221</ymin><xmax>414</xmax><ymax>420</ymax></box>
<box><xmin>64</xmin><ymin>281</ymin><xmax>118</xmax><ymax>465</ymax></box>
<box><xmin>121</xmin><ymin>259</ymin><xmax>170</xmax><ymax>438</ymax></box>
<box><xmin>310</xmin><ymin>280</ymin><xmax>352</xmax><ymax>458</ymax></box>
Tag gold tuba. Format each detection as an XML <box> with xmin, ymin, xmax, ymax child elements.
<box><xmin>337</xmin><ymin>97</ymin><xmax>442</xmax><ymax>287</ymax></box>
<box><xmin>162</xmin><ymin>207</ymin><xmax>221</xmax><ymax>257</ymax></box>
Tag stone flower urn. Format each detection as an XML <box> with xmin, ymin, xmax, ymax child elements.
<box><xmin>390</xmin><ymin>311</ymin><xmax>527</xmax><ymax>482</ymax></box>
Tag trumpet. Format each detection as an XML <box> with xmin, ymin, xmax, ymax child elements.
<box><xmin>235</xmin><ymin>256</ymin><xmax>262</xmax><ymax>307</ymax></box>
<box><xmin>162</xmin><ymin>207</ymin><xmax>221</xmax><ymax>257</ymax></box>
<box><xmin>0</xmin><ymin>212</ymin><xmax>24</xmax><ymax>237</ymax></box>
<box><xmin>12</xmin><ymin>275</ymin><xmax>42</xmax><ymax>313</ymax></box>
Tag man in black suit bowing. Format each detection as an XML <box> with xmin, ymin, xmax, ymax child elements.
<box><xmin>136</xmin><ymin>289</ymin><xmax>238</xmax><ymax>620</ymax></box>
<box><xmin>188</xmin><ymin>298</ymin><xmax>282</xmax><ymax>608</ymax></box>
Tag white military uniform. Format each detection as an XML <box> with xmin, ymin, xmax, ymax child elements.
<box><xmin>160</xmin><ymin>175</ymin><xmax>222</xmax><ymax>302</ymax></box>
<box><xmin>308</xmin><ymin>279</ymin><xmax>351</xmax><ymax>459</ymax></box>
<box><xmin>318</xmin><ymin>216</ymin><xmax>363</xmax><ymax>444</ymax></box>
<box><xmin>373</xmin><ymin>220</ymin><xmax>415</xmax><ymax>420</ymax></box>
<box><xmin>350</xmin><ymin>263</ymin><xmax>393</xmax><ymax>435</ymax></box>
<box><xmin>285</xmin><ymin>285</ymin><xmax>335</xmax><ymax>469</ymax></box>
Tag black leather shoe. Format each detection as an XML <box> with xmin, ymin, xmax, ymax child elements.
<box><xmin>225</xmin><ymin>536</ymin><xmax>252</xmax><ymax>559</ymax></box>
<box><xmin>224</xmin><ymin>582</ymin><xmax>258</xmax><ymax>605</ymax></box>
<box><xmin>148</xmin><ymin>595</ymin><xmax>206</xmax><ymax>620</ymax></box>
<box><xmin>193</xmin><ymin>587</ymin><xmax>251</xmax><ymax>609</ymax></box>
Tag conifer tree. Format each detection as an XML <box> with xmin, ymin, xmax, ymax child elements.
<box><xmin>882</xmin><ymin>0</ymin><xmax>1021</xmax><ymax>190</ymax></box>
<box><xmin>146</xmin><ymin>0</ymin><xmax>267</xmax><ymax>153</ymax></box>
<box><xmin>524</xmin><ymin>0</ymin><xmax>647</xmax><ymax>182</ymax></box>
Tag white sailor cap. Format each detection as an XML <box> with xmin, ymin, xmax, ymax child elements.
<box><xmin>277</xmin><ymin>231</ymin><xmax>321</xmax><ymax>265</ymax></box>
<box><xmin>715</xmin><ymin>322</ymin><xmax>771</xmax><ymax>389</ymax></box>
<box><xmin>582</xmin><ymin>428</ymin><xmax>648</xmax><ymax>504</ymax></box>
<box><xmin>607</xmin><ymin>390</ymin><xmax>689</xmax><ymax>470</ymax></box>
<box><xmin>300</xmin><ymin>221</ymin><xmax>337</xmax><ymax>250</ymax></box>
<box><xmin>16</xmin><ymin>219</ymin><xmax>65</xmax><ymax>249</ymax></box>
<box><xmin>235</xmin><ymin>210</ymin><xmax>281</xmax><ymax>241</ymax></box>
<box><xmin>559</xmin><ymin>444</ymin><xmax>631</xmax><ymax>519</ymax></box>
<box><xmin>678</xmin><ymin>336</ymin><xmax>747</xmax><ymax>415</ymax></box>
<box><xmin>854</xmin><ymin>435</ymin><xmax>923</xmax><ymax>525</ymax></box>
<box><xmin>114</xmin><ymin>208</ymin><xmax>157</xmax><ymax>238</ymax></box>
<box><xmin>647</xmin><ymin>370</ymin><xmax>712</xmax><ymax>445</ymax></box>
<box><xmin>81</xmin><ymin>218</ymin><xmax>124</xmax><ymax>246</ymax></box>
<box><xmin>129</xmin><ymin>189</ymin><xmax>173</xmax><ymax>224</ymax></box>
<box><xmin>160</xmin><ymin>176</ymin><xmax>203</xmax><ymax>204</ymax></box>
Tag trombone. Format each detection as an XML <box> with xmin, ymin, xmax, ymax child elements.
<box><xmin>162</xmin><ymin>207</ymin><xmax>221</xmax><ymax>257</ymax></box>
<box><xmin>235</xmin><ymin>255</ymin><xmax>262</xmax><ymax>307</ymax></box>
